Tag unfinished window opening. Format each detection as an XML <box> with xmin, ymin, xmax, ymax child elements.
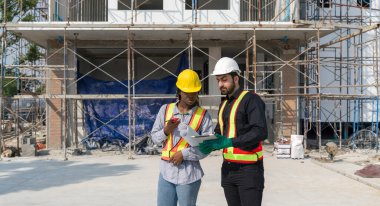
<box><xmin>118</xmin><ymin>0</ymin><xmax>163</xmax><ymax>10</ymax></box>
<box><xmin>240</xmin><ymin>0</ymin><xmax>275</xmax><ymax>21</ymax></box>
<box><xmin>357</xmin><ymin>0</ymin><xmax>370</xmax><ymax>8</ymax></box>
<box><xmin>54</xmin><ymin>0</ymin><xmax>108</xmax><ymax>21</ymax></box>
<box><xmin>317</xmin><ymin>0</ymin><xmax>330</xmax><ymax>8</ymax></box>
<box><xmin>185</xmin><ymin>0</ymin><xmax>229</xmax><ymax>10</ymax></box>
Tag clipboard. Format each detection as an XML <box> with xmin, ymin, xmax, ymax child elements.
<box><xmin>183</xmin><ymin>126</ymin><xmax>217</xmax><ymax>146</ymax></box>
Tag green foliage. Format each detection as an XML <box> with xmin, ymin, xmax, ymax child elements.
<box><xmin>0</xmin><ymin>0</ymin><xmax>40</xmax><ymax>57</ymax></box>
<box><xmin>1</xmin><ymin>69</ymin><xmax>17</xmax><ymax>97</ymax></box>
<box><xmin>35</xmin><ymin>84</ymin><xmax>45</xmax><ymax>94</ymax></box>
<box><xmin>2</xmin><ymin>77</ymin><xmax>17</xmax><ymax>96</ymax></box>
<box><xmin>21</xmin><ymin>13</ymin><xmax>34</xmax><ymax>22</ymax></box>
<box><xmin>0</xmin><ymin>1</ymin><xmax>41</xmax><ymax>97</ymax></box>
<box><xmin>20</xmin><ymin>43</ymin><xmax>42</xmax><ymax>64</ymax></box>
<box><xmin>0</xmin><ymin>0</ymin><xmax>38</xmax><ymax>22</ymax></box>
<box><xmin>1</xmin><ymin>68</ymin><xmax>45</xmax><ymax>96</ymax></box>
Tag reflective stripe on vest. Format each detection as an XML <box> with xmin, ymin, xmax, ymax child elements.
<box><xmin>161</xmin><ymin>103</ymin><xmax>206</xmax><ymax>161</ymax></box>
<box><xmin>218</xmin><ymin>91</ymin><xmax>263</xmax><ymax>164</ymax></box>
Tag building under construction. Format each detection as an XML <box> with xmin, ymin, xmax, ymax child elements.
<box><xmin>0</xmin><ymin>0</ymin><xmax>379</xmax><ymax>156</ymax></box>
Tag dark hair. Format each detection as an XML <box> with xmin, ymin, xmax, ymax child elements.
<box><xmin>176</xmin><ymin>89</ymin><xmax>182</xmax><ymax>101</ymax></box>
<box><xmin>229</xmin><ymin>72</ymin><xmax>239</xmax><ymax>79</ymax></box>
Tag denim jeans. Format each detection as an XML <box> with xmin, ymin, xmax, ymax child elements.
<box><xmin>157</xmin><ymin>174</ymin><xmax>201</xmax><ymax>206</ymax></box>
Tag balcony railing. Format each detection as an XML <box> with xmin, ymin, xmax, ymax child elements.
<box><xmin>46</xmin><ymin>0</ymin><xmax>298</xmax><ymax>23</ymax></box>
<box><xmin>23</xmin><ymin>1</ymin><xmax>379</xmax><ymax>24</ymax></box>
<box><xmin>52</xmin><ymin>0</ymin><xmax>108</xmax><ymax>22</ymax></box>
<box><xmin>240</xmin><ymin>0</ymin><xmax>292</xmax><ymax>22</ymax></box>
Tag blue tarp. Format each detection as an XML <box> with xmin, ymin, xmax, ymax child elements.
<box><xmin>78</xmin><ymin>52</ymin><xmax>189</xmax><ymax>143</ymax></box>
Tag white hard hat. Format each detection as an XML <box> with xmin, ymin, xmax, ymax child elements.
<box><xmin>211</xmin><ymin>57</ymin><xmax>241</xmax><ymax>76</ymax></box>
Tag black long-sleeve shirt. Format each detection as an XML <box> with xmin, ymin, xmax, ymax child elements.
<box><xmin>214</xmin><ymin>87</ymin><xmax>268</xmax><ymax>151</ymax></box>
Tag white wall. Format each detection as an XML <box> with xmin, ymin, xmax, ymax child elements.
<box><xmin>107</xmin><ymin>0</ymin><xmax>298</xmax><ymax>24</ymax></box>
<box><xmin>108</xmin><ymin>0</ymin><xmax>241</xmax><ymax>24</ymax></box>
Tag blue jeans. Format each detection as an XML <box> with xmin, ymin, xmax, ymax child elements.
<box><xmin>157</xmin><ymin>174</ymin><xmax>201</xmax><ymax>206</ymax></box>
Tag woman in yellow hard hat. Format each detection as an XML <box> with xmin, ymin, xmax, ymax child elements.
<box><xmin>151</xmin><ymin>69</ymin><xmax>214</xmax><ymax>206</ymax></box>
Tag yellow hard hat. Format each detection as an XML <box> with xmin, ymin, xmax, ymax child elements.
<box><xmin>176</xmin><ymin>69</ymin><xmax>202</xmax><ymax>93</ymax></box>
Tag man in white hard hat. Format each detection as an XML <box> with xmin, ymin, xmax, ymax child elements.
<box><xmin>199</xmin><ymin>57</ymin><xmax>267</xmax><ymax>206</ymax></box>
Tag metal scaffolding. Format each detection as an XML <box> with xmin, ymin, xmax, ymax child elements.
<box><xmin>1</xmin><ymin>0</ymin><xmax>380</xmax><ymax>159</ymax></box>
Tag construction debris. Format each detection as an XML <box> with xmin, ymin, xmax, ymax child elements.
<box><xmin>355</xmin><ymin>164</ymin><xmax>380</xmax><ymax>178</ymax></box>
<box><xmin>274</xmin><ymin>137</ymin><xmax>291</xmax><ymax>158</ymax></box>
<box><xmin>1</xmin><ymin>147</ymin><xmax>19</xmax><ymax>157</ymax></box>
<box><xmin>325</xmin><ymin>142</ymin><xmax>338</xmax><ymax>160</ymax></box>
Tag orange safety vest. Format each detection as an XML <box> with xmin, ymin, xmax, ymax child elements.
<box><xmin>219</xmin><ymin>91</ymin><xmax>263</xmax><ymax>164</ymax></box>
<box><xmin>161</xmin><ymin>103</ymin><xmax>207</xmax><ymax>161</ymax></box>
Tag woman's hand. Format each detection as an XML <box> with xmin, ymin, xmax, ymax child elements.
<box><xmin>169</xmin><ymin>151</ymin><xmax>184</xmax><ymax>166</ymax></box>
<box><xmin>164</xmin><ymin>117</ymin><xmax>180</xmax><ymax>136</ymax></box>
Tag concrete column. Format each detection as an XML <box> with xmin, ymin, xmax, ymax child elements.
<box><xmin>46</xmin><ymin>39</ymin><xmax>76</xmax><ymax>149</ymax></box>
<box><xmin>280</xmin><ymin>46</ymin><xmax>298</xmax><ymax>138</ymax></box>
<box><xmin>46</xmin><ymin>40</ymin><xmax>64</xmax><ymax>149</ymax></box>
<box><xmin>204</xmin><ymin>47</ymin><xmax>222</xmax><ymax>123</ymax></box>
<box><xmin>208</xmin><ymin>47</ymin><xmax>221</xmax><ymax>95</ymax></box>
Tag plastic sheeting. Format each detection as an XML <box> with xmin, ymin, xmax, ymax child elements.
<box><xmin>78</xmin><ymin>52</ymin><xmax>189</xmax><ymax>143</ymax></box>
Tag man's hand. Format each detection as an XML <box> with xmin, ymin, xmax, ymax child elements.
<box><xmin>201</xmin><ymin>133</ymin><xmax>232</xmax><ymax>150</ymax></box>
<box><xmin>199</xmin><ymin>143</ymin><xmax>213</xmax><ymax>155</ymax></box>
<box><xmin>169</xmin><ymin>151</ymin><xmax>184</xmax><ymax>166</ymax></box>
<box><xmin>164</xmin><ymin>117</ymin><xmax>180</xmax><ymax>136</ymax></box>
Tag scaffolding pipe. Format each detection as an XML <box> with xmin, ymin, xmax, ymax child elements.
<box><xmin>16</xmin><ymin>38</ymin><xmax>21</xmax><ymax>140</ymax></box>
<box><xmin>253</xmin><ymin>29</ymin><xmax>257</xmax><ymax>92</ymax></box>
<box><xmin>193</xmin><ymin>0</ymin><xmax>198</xmax><ymax>24</ymax></box>
<box><xmin>132</xmin><ymin>34</ymin><xmax>136</xmax><ymax>152</ymax></box>
<box><xmin>280</xmin><ymin>71</ymin><xmax>283</xmax><ymax>139</ymax></box>
<box><xmin>74</xmin><ymin>32</ymin><xmax>78</xmax><ymax>149</ymax></box>
<box><xmin>317</xmin><ymin>29</ymin><xmax>322</xmax><ymax>152</ymax></box>
<box><xmin>248</xmin><ymin>0</ymin><xmax>252</xmax><ymax>21</ymax></box>
<box><xmin>131</xmin><ymin>0</ymin><xmax>134</xmax><ymax>25</ymax></box>
<box><xmin>376</xmin><ymin>29</ymin><xmax>379</xmax><ymax>153</ymax></box>
<box><xmin>339</xmin><ymin>27</ymin><xmax>343</xmax><ymax>149</ymax></box>
<box><xmin>245</xmin><ymin>34</ymin><xmax>249</xmax><ymax>90</ymax></box>
<box><xmin>190</xmin><ymin>32</ymin><xmax>193</xmax><ymax>69</ymax></box>
<box><xmin>127</xmin><ymin>28</ymin><xmax>133</xmax><ymax>159</ymax></box>
<box><xmin>258</xmin><ymin>0</ymin><xmax>262</xmax><ymax>22</ymax></box>
<box><xmin>0</xmin><ymin>0</ymin><xmax>6</xmax><ymax>152</ymax></box>
<box><xmin>321</xmin><ymin>24</ymin><xmax>380</xmax><ymax>49</ymax></box>
<box><xmin>353</xmin><ymin>35</ymin><xmax>358</xmax><ymax>150</ymax></box>
<box><xmin>63</xmin><ymin>25</ymin><xmax>68</xmax><ymax>161</ymax></box>
<box><xmin>16</xmin><ymin>99</ymin><xmax>19</xmax><ymax>153</ymax></box>
<box><xmin>304</xmin><ymin>32</ymin><xmax>309</xmax><ymax>150</ymax></box>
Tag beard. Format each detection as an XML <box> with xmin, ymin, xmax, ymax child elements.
<box><xmin>220</xmin><ymin>82</ymin><xmax>236</xmax><ymax>95</ymax></box>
